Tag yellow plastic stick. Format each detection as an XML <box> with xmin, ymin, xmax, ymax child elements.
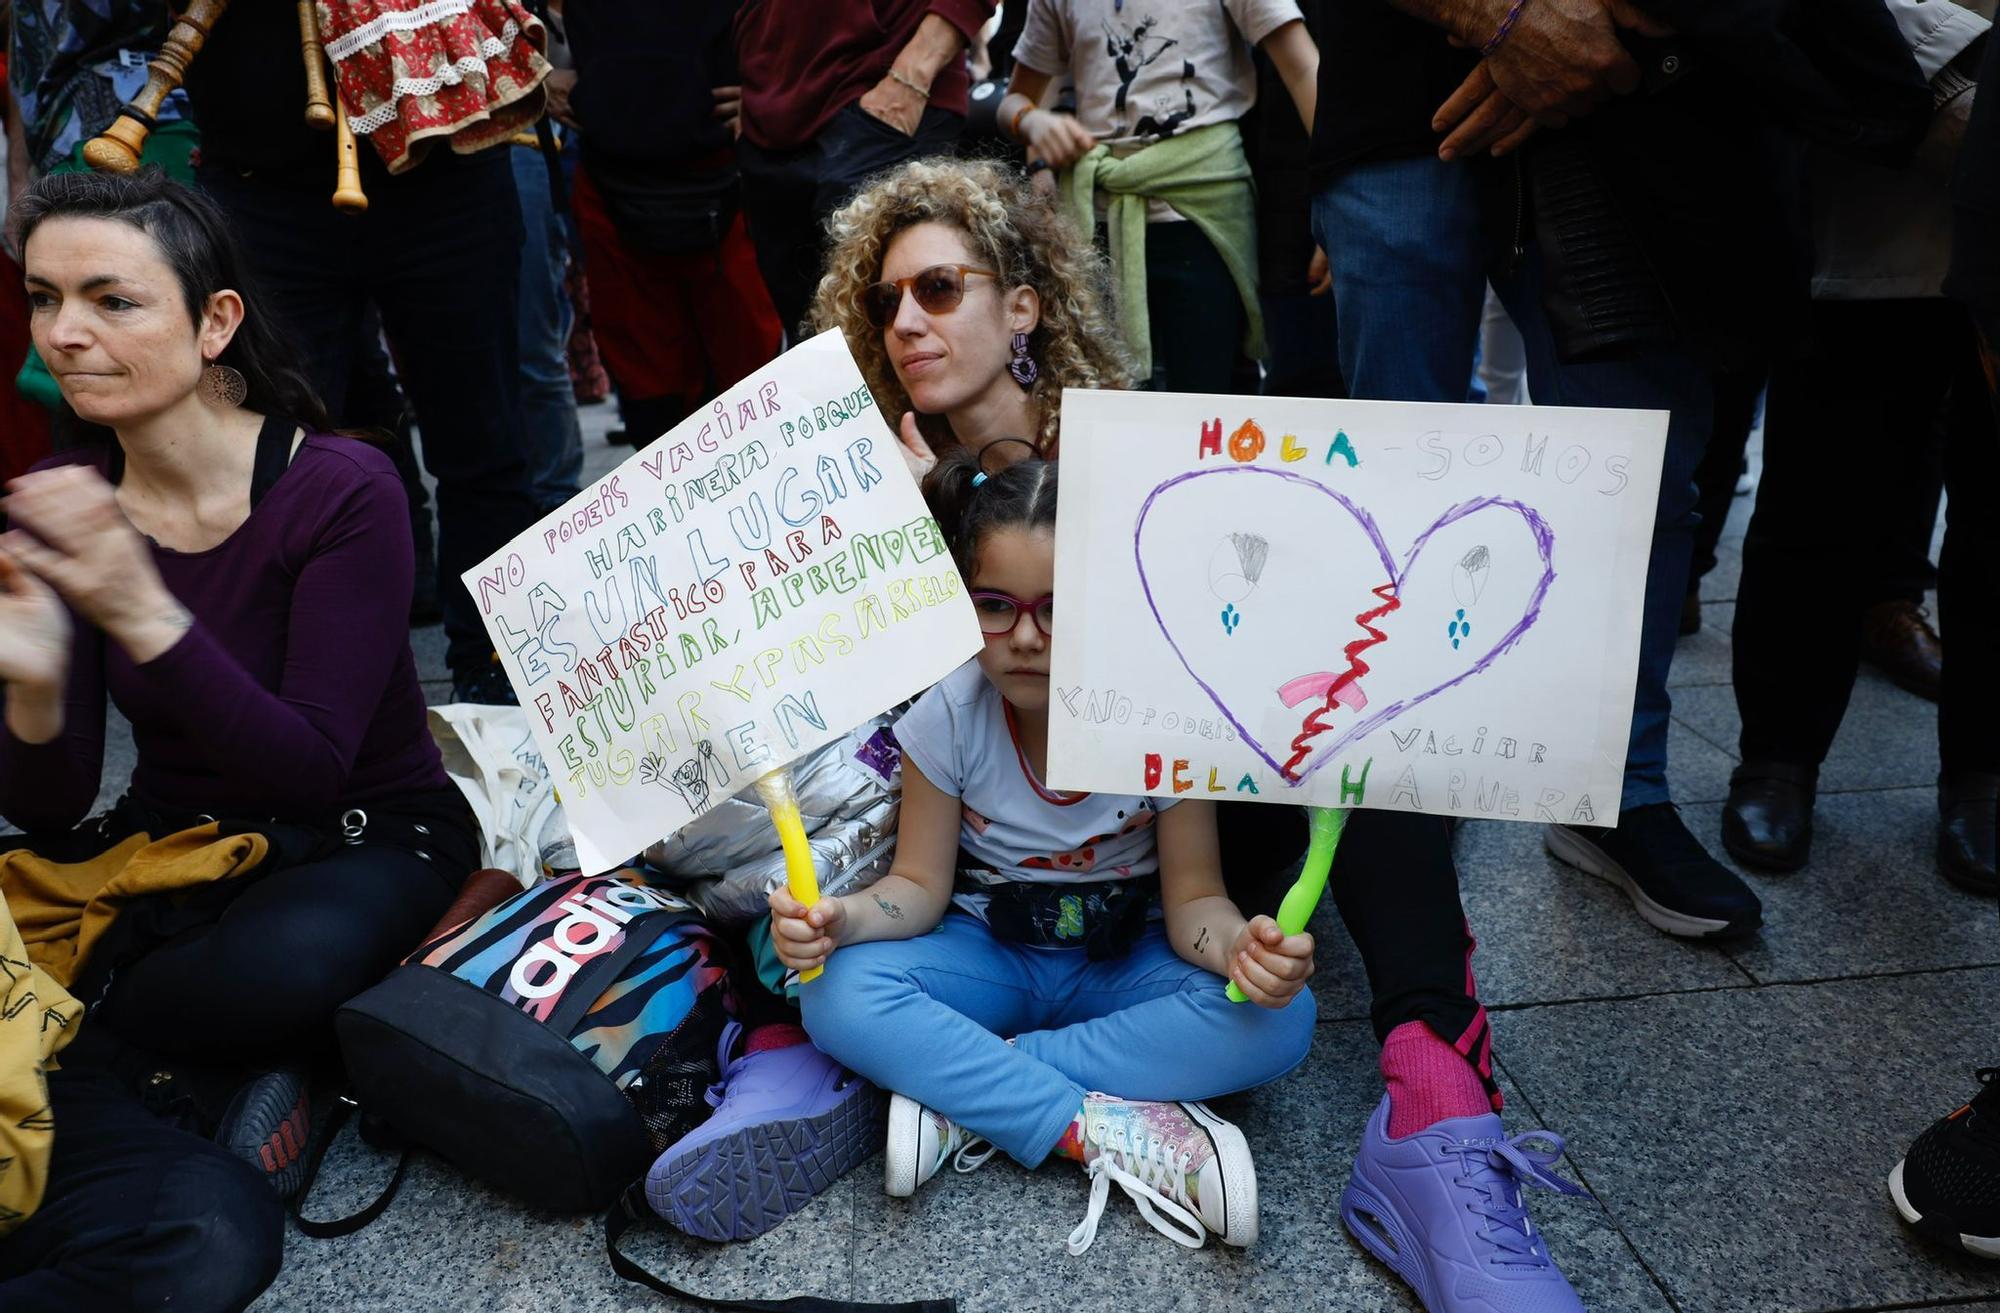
<box><xmin>754</xmin><ymin>769</ymin><xmax>823</xmax><ymax>982</ymax></box>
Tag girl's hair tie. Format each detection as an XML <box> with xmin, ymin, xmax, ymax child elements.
<box><xmin>971</xmin><ymin>472</ymin><xmax>989</xmax><ymax>487</ymax></box>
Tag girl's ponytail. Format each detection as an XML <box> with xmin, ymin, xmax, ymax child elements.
<box><xmin>922</xmin><ymin>444</ymin><xmax>1058</xmax><ymax>575</ymax></box>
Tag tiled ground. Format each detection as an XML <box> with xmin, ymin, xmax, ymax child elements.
<box><xmin>28</xmin><ymin>405</ymin><xmax>1999</xmax><ymax>1311</ymax></box>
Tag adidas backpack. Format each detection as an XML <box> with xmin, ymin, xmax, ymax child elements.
<box><xmin>335</xmin><ymin>870</ymin><xmax>734</xmax><ymax>1212</ymax></box>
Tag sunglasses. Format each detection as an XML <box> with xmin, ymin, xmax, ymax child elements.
<box><xmin>860</xmin><ymin>264</ymin><xmax>1000</xmax><ymax>329</ymax></box>
<box><xmin>970</xmin><ymin>590</ymin><xmax>1054</xmax><ymax>638</ymax></box>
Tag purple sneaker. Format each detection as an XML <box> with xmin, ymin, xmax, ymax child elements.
<box><xmin>1341</xmin><ymin>1094</ymin><xmax>1588</xmax><ymax>1312</ymax></box>
<box><xmin>645</xmin><ymin>1022</ymin><xmax>885</xmax><ymax>1241</ymax></box>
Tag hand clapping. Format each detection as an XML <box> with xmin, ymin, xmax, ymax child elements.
<box><xmin>2</xmin><ymin>466</ymin><xmax>187</xmax><ymax>662</ymax></box>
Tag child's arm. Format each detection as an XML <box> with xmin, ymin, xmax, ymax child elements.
<box><xmin>767</xmin><ymin>758</ymin><xmax>961</xmax><ymax>973</ymax></box>
<box><xmin>1156</xmin><ymin>800</ymin><xmax>1316</xmax><ymax>1008</ymax></box>
<box><xmin>1260</xmin><ymin>18</ymin><xmax>1319</xmax><ymax>136</ymax></box>
<box><xmin>998</xmin><ymin>63</ymin><xmax>1099</xmax><ymax>170</ymax></box>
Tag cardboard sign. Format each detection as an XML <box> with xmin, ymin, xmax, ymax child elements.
<box><xmin>1048</xmin><ymin>391</ymin><xmax>1668</xmax><ymax>825</ymax></box>
<box><xmin>463</xmin><ymin>331</ymin><xmax>982</xmax><ymax>873</ymax></box>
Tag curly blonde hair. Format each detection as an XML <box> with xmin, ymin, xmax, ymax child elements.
<box><xmin>809</xmin><ymin>157</ymin><xmax>1132</xmax><ymax>457</ymax></box>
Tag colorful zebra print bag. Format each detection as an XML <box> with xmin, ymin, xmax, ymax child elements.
<box><xmin>335</xmin><ymin>870</ymin><xmax>734</xmax><ymax>1212</ymax></box>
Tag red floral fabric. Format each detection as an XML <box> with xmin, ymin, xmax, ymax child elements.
<box><xmin>318</xmin><ymin>0</ymin><xmax>550</xmax><ymax>174</ymax></box>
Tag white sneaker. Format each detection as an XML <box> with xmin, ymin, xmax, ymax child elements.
<box><xmin>1066</xmin><ymin>1094</ymin><xmax>1257</xmax><ymax>1253</ymax></box>
<box><xmin>882</xmin><ymin>1092</ymin><xmax>995</xmax><ymax>1197</ymax></box>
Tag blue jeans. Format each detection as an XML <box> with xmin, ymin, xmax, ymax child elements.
<box><xmin>800</xmin><ymin>914</ymin><xmax>1316</xmax><ymax>1167</ymax></box>
<box><xmin>512</xmin><ymin>145</ymin><xmax>584</xmax><ymax>513</ymax></box>
<box><xmin>1314</xmin><ymin>156</ymin><xmax>1711</xmax><ymax>810</ymax></box>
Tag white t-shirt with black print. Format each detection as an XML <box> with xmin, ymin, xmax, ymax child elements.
<box><xmin>1014</xmin><ymin>0</ymin><xmax>1303</xmax><ymax>150</ymax></box>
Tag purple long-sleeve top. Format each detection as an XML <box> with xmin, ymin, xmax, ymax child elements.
<box><xmin>0</xmin><ymin>433</ymin><xmax>450</xmax><ymax>832</ymax></box>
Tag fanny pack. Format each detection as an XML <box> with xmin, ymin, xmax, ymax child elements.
<box><xmin>968</xmin><ymin>873</ymin><xmax>1159</xmax><ymax>960</ymax></box>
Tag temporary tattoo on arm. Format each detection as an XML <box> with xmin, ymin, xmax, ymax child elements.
<box><xmin>874</xmin><ymin>895</ymin><xmax>905</xmax><ymax>919</ymax></box>
<box><xmin>1193</xmin><ymin>926</ymin><xmax>1211</xmax><ymax>954</ymax></box>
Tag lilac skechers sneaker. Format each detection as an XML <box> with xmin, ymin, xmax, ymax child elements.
<box><xmin>646</xmin><ymin>1022</ymin><xmax>885</xmax><ymax>1241</ymax></box>
<box><xmin>1341</xmin><ymin>1094</ymin><xmax>1589</xmax><ymax>1312</ymax></box>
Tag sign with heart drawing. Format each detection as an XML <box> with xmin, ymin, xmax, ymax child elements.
<box><xmin>1047</xmin><ymin>390</ymin><xmax>1668</xmax><ymax>827</ymax></box>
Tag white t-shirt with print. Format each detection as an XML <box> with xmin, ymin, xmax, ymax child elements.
<box><xmin>1014</xmin><ymin>0</ymin><xmax>1303</xmax><ymax>150</ymax></box>
<box><xmin>894</xmin><ymin>660</ymin><xmax>1178</xmax><ymax>922</ymax></box>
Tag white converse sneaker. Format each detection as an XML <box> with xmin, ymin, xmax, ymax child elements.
<box><xmin>882</xmin><ymin>1092</ymin><xmax>995</xmax><ymax>1197</ymax></box>
<box><xmin>1066</xmin><ymin>1094</ymin><xmax>1257</xmax><ymax>1253</ymax></box>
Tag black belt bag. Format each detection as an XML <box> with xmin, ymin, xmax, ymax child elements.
<box><xmin>970</xmin><ymin>874</ymin><xmax>1159</xmax><ymax>960</ymax></box>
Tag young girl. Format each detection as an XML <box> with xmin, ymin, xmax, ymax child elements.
<box><xmin>772</xmin><ymin>455</ymin><xmax>1318</xmax><ymax>1252</ymax></box>
<box><xmin>806</xmin><ymin>158</ymin><xmax>1592</xmax><ymax>1307</ymax></box>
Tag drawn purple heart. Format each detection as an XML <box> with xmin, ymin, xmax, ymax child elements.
<box><xmin>1133</xmin><ymin>467</ymin><xmax>1557</xmax><ymax>785</ymax></box>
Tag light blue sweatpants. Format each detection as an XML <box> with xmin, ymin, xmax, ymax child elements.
<box><xmin>800</xmin><ymin>913</ymin><xmax>1317</xmax><ymax>1167</ymax></box>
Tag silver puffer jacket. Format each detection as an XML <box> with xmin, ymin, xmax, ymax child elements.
<box><xmin>642</xmin><ymin>714</ymin><xmax>903</xmax><ymax>925</ymax></box>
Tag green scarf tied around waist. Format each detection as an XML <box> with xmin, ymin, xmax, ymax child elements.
<box><xmin>1062</xmin><ymin>120</ymin><xmax>1264</xmax><ymax>381</ymax></box>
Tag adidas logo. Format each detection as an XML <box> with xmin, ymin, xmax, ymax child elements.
<box><xmin>509</xmin><ymin>880</ymin><xmax>683</xmax><ymax>1001</ymax></box>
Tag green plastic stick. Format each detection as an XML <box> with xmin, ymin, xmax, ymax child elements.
<box><xmin>1228</xmin><ymin>806</ymin><xmax>1347</xmax><ymax>1004</ymax></box>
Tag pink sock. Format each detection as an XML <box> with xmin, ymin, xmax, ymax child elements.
<box><xmin>1381</xmin><ymin>1021</ymin><xmax>1491</xmax><ymax>1137</ymax></box>
<box><xmin>746</xmin><ymin>1023</ymin><xmax>809</xmax><ymax>1054</ymax></box>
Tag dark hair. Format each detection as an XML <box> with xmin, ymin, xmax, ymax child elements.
<box><xmin>925</xmin><ymin>446</ymin><xmax>1058</xmax><ymax>576</ymax></box>
<box><xmin>9</xmin><ymin>168</ymin><xmax>332</xmax><ymax>437</ymax></box>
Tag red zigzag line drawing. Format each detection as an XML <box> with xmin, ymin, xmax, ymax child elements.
<box><xmin>1281</xmin><ymin>583</ymin><xmax>1402</xmax><ymax>780</ymax></box>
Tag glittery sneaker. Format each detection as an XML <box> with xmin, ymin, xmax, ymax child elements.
<box><xmin>883</xmin><ymin>1092</ymin><xmax>995</xmax><ymax>1197</ymax></box>
<box><xmin>1341</xmin><ymin>1094</ymin><xmax>1588</xmax><ymax>1312</ymax></box>
<box><xmin>645</xmin><ymin>1023</ymin><xmax>884</xmax><ymax>1241</ymax></box>
<box><xmin>1890</xmin><ymin>1067</ymin><xmax>2000</xmax><ymax>1260</ymax></box>
<box><xmin>1065</xmin><ymin>1094</ymin><xmax>1256</xmax><ymax>1253</ymax></box>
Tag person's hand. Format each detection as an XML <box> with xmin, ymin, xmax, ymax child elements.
<box><xmin>1</xmin><ymin>467</ymin><xmax>179</xmax><ymax>650</ymax></box>
<box><xmin>897</xmin><ymin>412</ymin><xmax>938</xmax><ymax>485</ymax></box>
<box><xmin>720</xmin><ymin>83</ymin><xmax>752</xmax><ymax>140</ymax></box>
<box><xmin>544</xmin><ymin>68</ymin><xmax>579</xmax><ymax>128</ymax></box>
<box><xmin>0</xmin><ymin>543</ymin><xmax>71</xmax><ymax>691</ymax></box>
<box><xmin>1307</xmin><ymin>245</ymin><xmax>1332</xmax><ymax>296</ymax></box>
<box><xmin>1433</xmin><ymin>62</ymin><xmax>1540</xmax><ymax>160</ymax></box>
<box><xmin>1479</xmin><ymin>0</ymin><xmax>1672</xmax><ymax>129</ymax></box>
<box><xmin>1022</xmin><ymin>109</ymin><xmax>1097</xmax><ymax>169</ymax></box>
<box><xmin>858</xmin><ymin>75</ymin><xmax>927</xmax><ymax>136</ymax></box>
<box><xmin>769</xmin><ymin>887</ymin><xmax>848</xmax><ymax>973</ymax></box>
<box><xmin>1228</xmin><ymin>915</ymin><xmax>1315</xmax><ymax>1008</ymax></box>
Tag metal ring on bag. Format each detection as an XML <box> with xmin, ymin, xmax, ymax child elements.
<box><xmin>341</xmin><ymin>808</ymin><xmax>369</xmax><ymax>845</ymax></box>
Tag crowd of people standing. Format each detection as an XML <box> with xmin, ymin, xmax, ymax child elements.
<box><xmin>2</xmin><ymin>0</ymin><xmax>1998</xmax><ymax>1311</ymax></box>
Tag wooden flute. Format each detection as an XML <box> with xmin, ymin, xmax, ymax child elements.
<box><xmin>83</xmin><ymin>0</ymin><xmax>232</xmax><ymax>173</ymax></box>
<box><xmin>298</xmin><ymin>1</ymin><xmax>369</xmax><ymax>212</ymax></box>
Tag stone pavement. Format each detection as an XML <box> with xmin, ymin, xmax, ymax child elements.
<box><xmin>49</xmin><ymin>405</ymin><xmax>2000</xmax><ymax>1311</ymax></box>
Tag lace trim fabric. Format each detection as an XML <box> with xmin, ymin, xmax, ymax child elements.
<box><xmin>323</xmin><ymin>0</ymin><xmax>475</xmax><ymax>62</ymax></box>
<box><xmin>316</xmin><ymin>0</ymin><xmax>548</xmax><ymax>173</ymax></box>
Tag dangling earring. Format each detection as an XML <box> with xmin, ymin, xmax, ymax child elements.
<box><xmin>200</xmin><ymin>362</ymin><xmax>248</xmax><ymax>408</ymax></box>
<box><xmin>1009</xmin><ymin>331</ymin><xmax>1039</xmax><ymax>389</ymax></box>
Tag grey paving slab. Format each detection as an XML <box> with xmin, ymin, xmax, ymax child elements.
<box><xmin>1671</xmin><ymin>675</ymin><xmax>1941</xmax><ymax>794</ymax></box>
<box><xmin>1453</xmin><ymin>817</ymin><xmax>1751</xmax><ymax>1008</ymax></box>
<box><xmin>1491</xmin><ymin>969</ymin><xmax>2000</xmax><ymax>1313</ymax></box>
<box><xmin>848</xmin><ymin>1022</ymin><xmax>1667</xmax><ymax>1313</ymax></box>
<box><xmin>1687</xmin><ymin>793</ymin><xmax>2000</xmax><ymax>985</ymax></box>
<box><xmin>409</xmin><ymin>621</ymin><xmax>448</xmax><ymax>684</ymax></box>
<box><xmin>1668</xmin><ymin>715</ymin><xmax>1739</xmax><ymax>807</ymax></box>
<box><xmin>1667</xmin><ymin>604</ymin><xmax>1733</xmax><ymax>691</ymax></box>
<box><xmin>260</xmin><ymin>1139</ymin><xmax>859</xmax><ymax>1312</ymax></box>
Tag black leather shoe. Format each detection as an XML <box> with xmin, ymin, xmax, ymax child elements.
<box><xmin>1940</xmin><ymin>772</ymin><xmax>1999</xmax><ymax>896</ymax></box>
<box><xmin>1722</xmin><ymin>761</ymin><xmax>1817</xmax><ymax>873</ymax></box>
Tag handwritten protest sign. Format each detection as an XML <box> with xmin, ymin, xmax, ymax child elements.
<box><xmin>464</xmin><ymin>331</ymin><xmax>982</xmax><ymax>874</ymax></box>
<box><xmin>1048</xmin><ymin>392</ymin><xmax>1668</xmax><ymax>825</ymax></box>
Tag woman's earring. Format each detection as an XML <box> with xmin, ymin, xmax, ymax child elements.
<box><xmin>200</xmin><ymin>362</ymin><xmax>248</xmax><ymax>408</ymax></box>
<box><xmin>1009</xmin><ymin>331</ymin><xmax>1039</xmax><ymax>389</ymax></box>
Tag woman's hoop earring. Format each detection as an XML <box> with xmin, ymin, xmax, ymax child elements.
<box><xmin>200</xmin><ymin>363</ymin><xmax>248</xmax><ymax>408</ymax></box>
<box><xmin>1009</xmin><ymin>331</ymin><xmax>1039</xmax><ymax>389</ymax></box>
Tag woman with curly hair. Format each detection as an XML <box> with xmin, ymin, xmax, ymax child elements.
<box><xmin>801</xmin><ymin>156</ymin><xmax>1595</xmax><ymax>1303</ymax></box>
<box><xmin>809</xmin><ymin>156</ymin><xmax>1128</xmax><ymax>478</ymax></box>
